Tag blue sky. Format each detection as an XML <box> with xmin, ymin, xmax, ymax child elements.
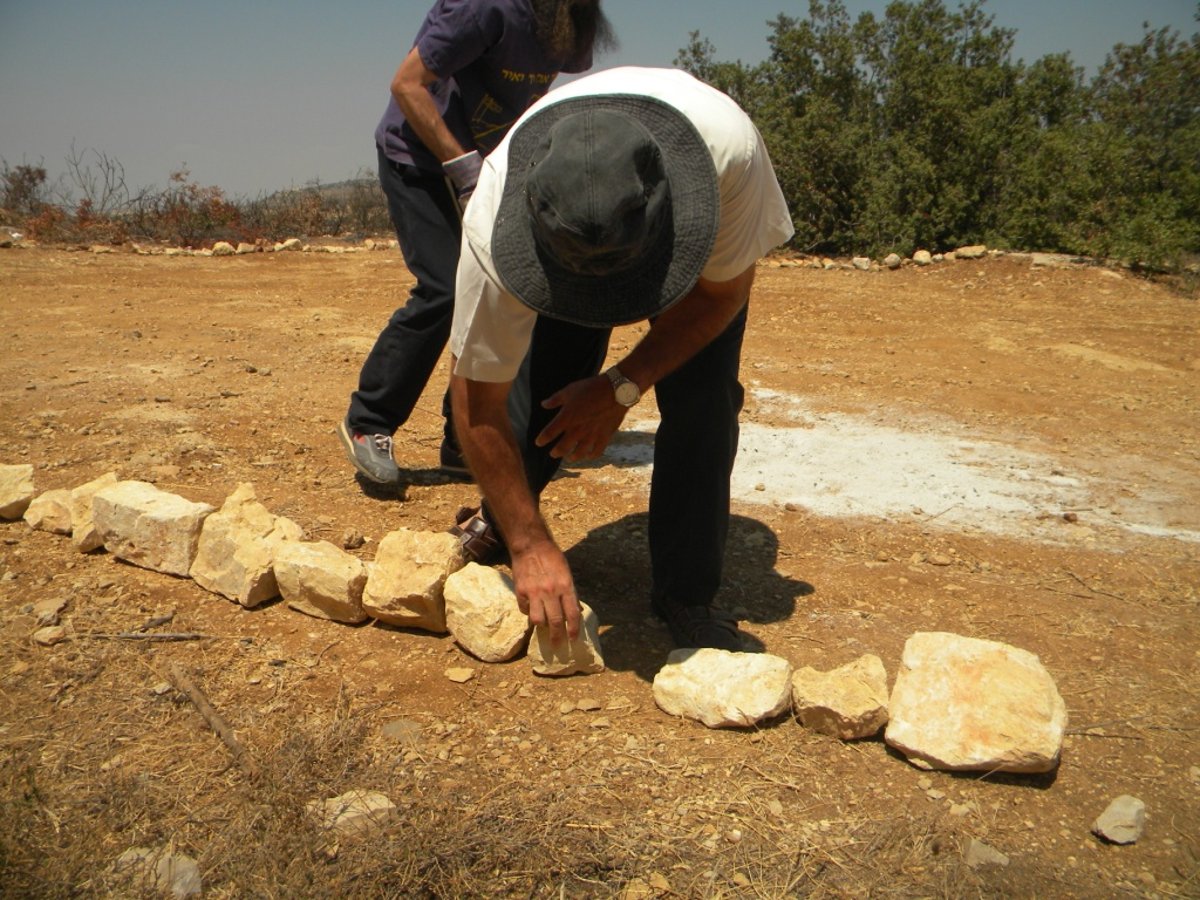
<box><xmin>0</xmin><ymin>1</ymin><xmax>1195</xmax><ymax>199</ymax></box>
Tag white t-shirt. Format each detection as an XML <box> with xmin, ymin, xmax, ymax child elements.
<box><xmin>450</xmin><ymin>66</ymin><xmax>795</xmax><ymax>383</ymax></box>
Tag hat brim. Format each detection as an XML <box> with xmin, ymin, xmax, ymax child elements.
<box><xmin>492</xmin><ymin>94</ymin><xmax>718</xmax><ymax>328</ymax></box>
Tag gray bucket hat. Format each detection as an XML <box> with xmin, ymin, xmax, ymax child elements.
<box><xmin>491</xmin><ymin>94</ymin><xmax>719</xmax><ymax>327</ymax></box>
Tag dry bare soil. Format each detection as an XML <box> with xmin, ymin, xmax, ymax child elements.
<box><xmin>1</xmin><ymin>245</ymin><xmax>1197</xmax><ymax>898</ymax></box>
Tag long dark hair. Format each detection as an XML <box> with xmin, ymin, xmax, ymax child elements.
<box><xmin>532</xmin><ymin>0</ymin><xmax>618</xmax><ymax>62</ymax></box>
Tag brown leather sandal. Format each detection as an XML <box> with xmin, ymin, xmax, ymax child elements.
<box><xmin>450</xmin><ymin>506</ymin><xmax>508</xmax><ymax>565</ymax></box>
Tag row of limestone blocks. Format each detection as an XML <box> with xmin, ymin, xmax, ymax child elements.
<box><xmin>0</xmin><ymin>464</ymin><xmax>600</xmax><ymax>677</ymax></box>
<box><xmin>3</xmin><ymin>464</ymin><xmax>1072</xmax><ymax>776</ymax></box>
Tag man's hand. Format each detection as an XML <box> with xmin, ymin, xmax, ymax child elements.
<box><xmin>443</xmin><ymin>150</ymin><xmax>482</xmax><ymax>210</ymax></box>
<box><xmin>511</xmin><ymin>539</ymin><xmax>581</xmax><ymax>645</ymax></box>
<box><xmin>536</xmin><ymin>374</ymin><xmax>627</xmax><ymax>461</ymax></box>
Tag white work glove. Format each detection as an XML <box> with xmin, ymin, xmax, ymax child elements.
<box><xmin>443</xmin><ymin>150</ymin><xmax>482</xmax><ymax>212</ymax></box>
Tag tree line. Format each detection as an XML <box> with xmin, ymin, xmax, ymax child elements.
<box><xmin>677</xmin><ymin>0</ymin><xmax>1199</xmax><ymax>272</ymax></box>
<box><xmin>3</xmin><ymin>0</ymin><xmax>1197</xmax><ymax>272</ymax></box>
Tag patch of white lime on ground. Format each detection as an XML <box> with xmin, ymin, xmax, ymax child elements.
<box><xmin>601</xmin><ymin>388</ymin><xmax>1199</xmax><ymax>544</ymax></box>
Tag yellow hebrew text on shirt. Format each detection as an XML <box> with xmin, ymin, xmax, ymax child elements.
<box><xmin>501</xmin><ymin>69</ymin><xmax>557</xmax><ymax>85</ymax></box>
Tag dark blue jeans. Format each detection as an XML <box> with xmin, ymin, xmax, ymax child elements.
<box><xmin>510</xmin><ymin>306</ymin><xmax>748</xmax><ymax>608</ymax></box>
<box><xmin>347</xmin><ymin>148</ymin><xmax>459</xmax><ymax>438</ymax></box>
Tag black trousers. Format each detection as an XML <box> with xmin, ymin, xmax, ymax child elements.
<box><xmin>346</xmin><ymin>147</ymin><xmax>459</xmax><ymax>439</ymax></box>
<box><xmin>510</xmin><ymin>305</ymin><xmax>748</xmax><ymax>608</ymax></box>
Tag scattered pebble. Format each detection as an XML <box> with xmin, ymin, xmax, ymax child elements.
<box><xmin>965</xmin><ymin>838</ymin><xmax>1010</xmax><ymax>869</ymax></box>
<box><xmin>445</xmin><ymin>667</ymin><xmax>475</xmax><ymax>684</ymax></box>
<box><xmin>33</xmin><ymin>596</ymin><xmax>68</xmax><ymax>627</ymax></box>
<box><xmin>1092</xmin><ymin>795</ymin><xmax>1146</xmax><ymax>845</ymax></box>
<box><xmin>381</xmin><ymin>719</ymin><xmax>423</xmax><ymax>743</ymax></box>
<box><xmin>32</xmin><ymin>626</ymin><xmax>67</xmax><ymax>646</ymax></box>
<box><xmin>647</xmin><ymin>873</ymin><xmax>671</xmax><ymax>892</ymax></box>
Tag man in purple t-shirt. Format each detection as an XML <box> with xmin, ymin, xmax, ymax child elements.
<box><xmin>339</xmin><ymin>0</ymin><xmax>615</xmax><ymax>486</ymax></box>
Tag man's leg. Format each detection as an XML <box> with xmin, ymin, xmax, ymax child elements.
<box><xmin>521</xmin><ymin>315</ymin><xmax>612</xmax><ymax>495</ymax></box>
<box><xmin>346</xmin><ymin>150</ymin><xmax>461</xmax><ymax>440</ymax></box>
<box><xmin>648</xmin><ymin>305</ymin><xmax>748</xmax><ymax>646</ymax></box>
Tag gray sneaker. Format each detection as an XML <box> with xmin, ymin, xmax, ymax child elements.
<box><xmin>337</xmin><ymin>418</ymin><xmax>399</xmax><ymax>484</ymax></box>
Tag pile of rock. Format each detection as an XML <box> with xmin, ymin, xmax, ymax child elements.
<box><xmin>1</xmin><ymin>464</ymin><xmax>602</xmax><ymax>677</ymax></box>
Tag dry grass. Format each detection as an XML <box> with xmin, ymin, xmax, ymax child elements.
<box><xmin>0</xmin><ymin>610</ymin><xmax>989</xmax><ymax>898</ymax></box>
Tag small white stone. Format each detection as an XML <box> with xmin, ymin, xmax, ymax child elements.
<box><xmin>307</xmin><ymin>790</ymin><xmax>398</xmax><ymax>837</ymax></box>
<box><xmin>32</xmin><ymin>625</ymin><xmax>67</xmax><ymax>646</ymax></box>
<box><xmin>1092</xmin><ymin>795</ymin><xmax>1146</xmax><ymax>844</ymax></box>
<box><xmin>445</xmin><ymin>667</ymin><xmax>475</xmax><ymax>684</ymax></box>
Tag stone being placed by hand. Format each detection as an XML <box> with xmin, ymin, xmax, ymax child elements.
<box><xmin>527</xmin><ymin>600</ymin><xmax>605</xmax><ymax>676</ymax></box>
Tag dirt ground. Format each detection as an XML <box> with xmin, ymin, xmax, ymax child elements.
<box><xmin>1</xmin><ymin>244</ymin><xmax>1197</xmax><ymax>898</ymax></box>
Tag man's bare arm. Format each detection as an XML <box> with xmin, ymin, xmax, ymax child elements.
<box><xmin>390</xmin><ymin>46</ymin><xmax>467</xmax><ymax>163</ymax></box>
<box><xmin>619</xmin><ymin>264</ymin><xmax>756</xmax><ymax>394</ymax></box>
<box><xmin>450</xmin><ymin>369</ymin><xmax>582</xmax><ymax>643</ymax></box>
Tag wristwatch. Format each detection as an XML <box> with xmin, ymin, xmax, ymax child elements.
<box><xmin>605</xmin><ymin>365</ymin><xmax>641</xmax><ymax>408</ymax></box>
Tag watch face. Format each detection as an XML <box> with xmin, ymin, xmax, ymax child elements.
<box><xmin>615</xmin><ymin>381</ymin><xmax>640</xmax><ymax>406</ymax></box>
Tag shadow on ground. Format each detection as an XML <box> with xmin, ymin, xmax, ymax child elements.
<box><xmin>567</xmin><ymin>512</ymin><xmax>812</xmax><ymax>682</ymax></box>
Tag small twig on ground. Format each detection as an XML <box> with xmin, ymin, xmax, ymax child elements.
<box><xmin>1064</xmin><ymin>731</ymin><xmax>1145</xmax><ymax>741</ymax></box>
<box><xmin>923</xmin><ymin>503</ymin><xmax>962</xmax><ymax>523</ymax></box>
<box><xmin>1066</xmin><ymin>571</ymin><xmax>1130</xmax><ymax>603</ymax></box>
<box><xmin>1066</xmin><ymin>714</ymin><xmax>1157</xmax><ymax>741</ymax></box>
<box><xmin>86</xmin><ymin>632</ymin><xmax>209</xmax><ymax>642</ymax></box>
<box><xmin>168</xmin><ymin>663</ymin><xmax>259</xmax><ymax>777</ymax></box>
<box><xmin>135</xmin><ymin>610</ymin><xmax>176</xmax><ymax>633</ymax></box>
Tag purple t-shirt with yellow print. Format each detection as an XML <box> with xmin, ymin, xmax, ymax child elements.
<box><xmin>375</xmin><ymin>0</ymin><xmax>592</xmax><ymax>173</ymax></box>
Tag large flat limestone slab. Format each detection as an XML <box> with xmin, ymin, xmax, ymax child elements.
<box><xmin>885</xmin><ymin>631</ymin><xmax>1067</xmax><ymax>773</ymax></box>
<box><xmin>92</xmin><ymin>480</ymin><xmax>214</xmax><ymax>576</ymax></box>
